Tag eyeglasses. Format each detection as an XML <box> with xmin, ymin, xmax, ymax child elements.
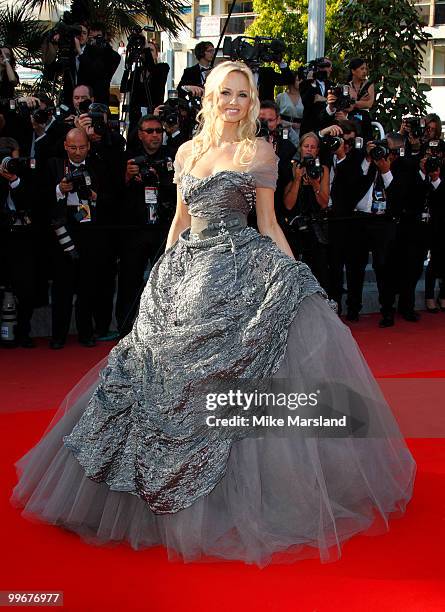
<box><xmin>139</xmin><ymin>127</ymin><xmax>163</xmax><ymax>134</ymax></box>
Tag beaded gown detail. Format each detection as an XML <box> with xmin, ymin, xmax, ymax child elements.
<box><xmin>11</xmin><ymin>141</ymin><xmax>415</xmax><ymax>565</ymax></box>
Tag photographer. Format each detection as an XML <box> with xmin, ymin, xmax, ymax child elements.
<box><xmin>153</xmin><ymin>93</ymin><xmax>190</xmax><ymax>156</ymax></box>
<box><xmin>282</xmin><ymin>132</ymin><xmax>330</xmax><ymax>290</ymax></box>
<box><xmin>322</xmin><ymin>121</ymin><xmax>371</xmax><ymax>312</ymax></box>
<box><xmin>0</xmin><ymin>137</ymin><xmax>36</xmax><ymax>347</ymax></box>
<box><xmin>122</xmin><ymin>36</ymin><xmax>170</xmax><ymax>133</ymax></box>
<box><xmin>178</xmin><ymin>41</ymin><xmax>214</xmax><ymax>98</ymax></box>
<box><xmin>42</xmin><ymin>21</ymin><xmax>89</xmax><ymax>106</ymax></box>
<box><xmin>0</xmin><ymin>47</ymin><xmax>19</xmax><ymax>98</ymax></box>
<box><xmin>257</xmin><ymin>101</ymin><xmax>297</xmax><ymax>228</ymax></box>
<box><xmin>46</xmin><ymin>128</ymin><xmax>119</xmax><ymax>348</ymax></box>
<box><xmin>422</xmin><ymin>148</ymin><xmax>445</xmax><ymax>312</ymax></box>
<box><xmin>117</xmin><ymin>114</ymin><xmax>175</xmax><ymax>336</ymax></box>
<box><xmin>76</xmin><ymin>23</ymin><xmax>120</xmax><ymax>105</ymax></box>
<box><xmin>300</xmin><ymin>57</ymin><xmax>334</xmax><ymax>136</ymax></box>
<box><xmin>346</xmin><ymin>133</ymin><xmax>426</xmax><ymax>327</ymax></box>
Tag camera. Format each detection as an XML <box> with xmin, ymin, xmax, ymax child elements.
<box><xmin>257</xmin><ymin>120</ymin><xmax>289</xmax><ymax>141</ymax></box>
<box><xmin>403</xmin><ymin>116</ymin><xmax>425</xmax><ymax>139</ymax></box>
<box><xmin>288</xmin><ymin>214</ymin><xmax>311</xmax><ymax>232</ymax></box>
<box><xmin>298</xmin><ymin>156</ymin><xmax>323</xmax><ymax>180</ymax></box>
<box><xmin>131</xmin><ymin>156</ymin><xmax>173</xmax><ymax>184</ymax></box>
<box><xmin>77</xmin><ymin>100</ymin><xmax>108</xmax><ymax>136</ymax></box>
<box><xmin>320</xmin><ymin>134</ymin><xmax>343</xmax><ymax>153</ymax></box>
<box><xmin>0</xmin><ymin>154</ymin><xmax>35</xmax><ymax>176</ymax></box>
<box><xmin>88</xmin><ymin>35</ymin><xmax>108</xmax><ymax>49</ymax></box>
<box><xmin>222</xmin><ymin>36</ymin><xmax>286</xmax><ymax>70</ymax></box>
<box><xmin>47</xmin><ymin>12</ymin><xmax>83</xmax><ymax>70</ymax></box>
<box><xmin>369</xmin><ymin>139</ymin><xmax>390</xmax><ymax>161</ymax></box>
<box><xmin>125</xmin><ymin>25</ymin><xmax>156</xmax><ymax>66</ymax></box>
<box><xmin>328</xmin><ymin>84</ymin><xmax>354</xmax><ymax>111</ymax></box>
<box><xmin>65</xmin><ymin>168</ymin><xmax>92</xmax><ymax>200</ymax></box>
<box><xmin>425</xmin><ymin>156</ymin><xmax>441</xmax><ymax>174</ymax></box>
<box><xmin>300</xmin><ymin>58</ymin><xmax>331</xmax><ymax>82</ymax></box>
<box><xmin>159</xmin><ymin>91</ymin><xmax>181</xmax><ymax>127</ymax></box>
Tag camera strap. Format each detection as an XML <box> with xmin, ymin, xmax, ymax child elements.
<box><xmin>371</xmin><ymin>173</ymin><xmax>387</xmax><ymax>215</ymax></box>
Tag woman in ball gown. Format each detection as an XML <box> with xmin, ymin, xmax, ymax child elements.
<box><xmin>11</xmin><ymin>61</ymin><xmax>415</xmax><ymax>566</ymax></box>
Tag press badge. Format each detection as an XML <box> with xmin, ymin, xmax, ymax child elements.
<box><xmin>145</xmin><ymin>187</ymin><xmax>158</xmax><ymax>223</ymax></box>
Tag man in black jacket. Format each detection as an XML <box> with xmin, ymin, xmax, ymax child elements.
<box><xmin>117</xmin><ymin>114</ymin><xmax>175</xmax><ymax>337</ymax></box>
<box><xmin>177</xmin><ymin>41</ymin><xmax>214</xmax><ymax>98</ymax></box>
<box><xmin>77</xmin><ymin>23</ymin><xmax>120</xmax><ymax>104</ymax></box>
<box><xmin>47</xmin><ymin>128</ymin><xmax>119</xmax><ymax>348</ymax></box>
<box><xmin>345</xmin><ymin>132</ymin><xmax>426</xmax><ymax>327</ymax></box>
<box><xmin>0</xmin><ymin>137</ymin><xmax>36</xmax><ymax>347</ymax></box>
<box><xmin>300</xmin><ymin>57</ymin><xmax>334</xmax><ymax>136</ymax></box>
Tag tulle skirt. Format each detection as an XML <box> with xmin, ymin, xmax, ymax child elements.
<box><xmin>10</xmin><ymin>295</ymin><xmax>415</xmax><ymax>566</ymax></box>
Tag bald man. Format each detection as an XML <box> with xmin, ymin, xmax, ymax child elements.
<box><xmin>46</xmin><ymin>127</ymin><xmax>119</xmax><ymax>348</ymax></box>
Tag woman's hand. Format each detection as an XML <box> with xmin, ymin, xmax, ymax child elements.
<box><xmin>292</xmin><ymin>161</ymin><xmax>305</xmax><ymax>182</ymax></box>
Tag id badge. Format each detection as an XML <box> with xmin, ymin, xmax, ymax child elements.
<box><xmin>75</xmin><ymin>203</ymin><xmax>91</xmax><ymax>223</ymax></box>
<box><xmin>145</xmin><ymin>187</ymin><xmax>158</xmax><ymax>223</ymax></box>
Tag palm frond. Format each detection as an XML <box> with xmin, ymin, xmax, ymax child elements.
<box><xmin>0</xmin><ymin>2</ymin><xmax>48</xmax><ymax>68</ymax></box>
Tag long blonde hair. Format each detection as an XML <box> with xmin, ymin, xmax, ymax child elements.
<box><xmin>182</xmin><ymin>61</ymin><xmax>260</xmax><ymax>176</ymax></box>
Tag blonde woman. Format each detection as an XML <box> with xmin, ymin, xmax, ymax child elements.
<box><xmin>12</xmin><ymin>61</ymin><xmax>415</xmax><ymax>566</ymax></box>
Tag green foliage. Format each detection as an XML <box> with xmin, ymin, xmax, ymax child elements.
<box><xmin>26</xmin><ymin>0</ymin><xmax>187</xmax><ymax>38</ymax></box>
<box><xmin>330</xmin><ymin>0</ymin><xmax>431</xmax><ymax>131</ymax></box>
<box><xmin>0</xmin><ymin>2</ymin><xmax>47</xmax><ymax>69</ymax></box>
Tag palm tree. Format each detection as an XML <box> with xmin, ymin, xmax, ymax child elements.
<box><xmin>26</xmin><ymin>0</ymin><xmax>188</xmax><ymax>39</ymax></box>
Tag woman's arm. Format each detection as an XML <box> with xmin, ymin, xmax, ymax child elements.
<box><xmin>165</xmin><ymin>187</ymin><xmax>191</xmax><ymax>250</ymax></box>
<box><xmin>256</xmin><ymin>187</ymin><xmax>295</xmax><ymax>259</ymax></box>
<box><xmin>353</xmin><ymin>83</ymin><xmax>375</xmax><ymax>110</ymax></box>
<box><xmin>307</xmin><ymin>165</ymin><xmax>330</xmax><ymax>209</ymax></box>
<box><xmin>283</xmin><ymin>163</ymin><xmax>304</xmax><ymax>210</ymax></box>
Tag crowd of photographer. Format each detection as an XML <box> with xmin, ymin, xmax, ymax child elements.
<box><xmin>0</xmin><ymin>28</ymin><xmax>444</xmax><ymax>348</ymax></box>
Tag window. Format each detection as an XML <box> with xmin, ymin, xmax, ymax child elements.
<box><xmin>435</xmin><ymin>1</ymin><xmax>445</xmax><ymax>24</ymax></box>
<box><xmin>225</xmin><ymin>1</ymin><xmax>254</xmax><ymax>14</ymax></box>
<box><xmin>225</xmin><ymin>15</ymin><xmax>255</xmax><ymax>34</ymax></box>
<box><xmin>415</xmin><ymin>1</ymin><xmax>431</xmax><ymax>25</ymax></box>
<box><xmin>433</xmin><ymin>44</ymin><xmax>445</xmax><ymax>74</ymax></box>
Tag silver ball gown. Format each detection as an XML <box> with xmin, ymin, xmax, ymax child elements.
<box><xmin>11</xmin><ymin>141</ymin><xmax>415</xmax><ymax>566</ymax></box>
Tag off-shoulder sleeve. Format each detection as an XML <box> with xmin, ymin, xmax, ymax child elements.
<box><xmin>173</xmin><ymin>141</ymin><xmax>192</xmax><ymax>184</ymax></box>
<box><xmin>248</xmin><ymin>140</ymin><xmax>279</xmax><ymax>190</ymax></box>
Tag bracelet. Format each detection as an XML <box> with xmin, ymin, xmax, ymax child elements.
<box><xmin>314</xmin><ymin>188</ymin><xmax>321</xmax><ymax>195</ymax></box>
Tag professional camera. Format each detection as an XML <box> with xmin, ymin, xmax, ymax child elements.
<box><xmin>125</xmin><ymin>25</ymin><xmax>156</xmax><ymax>65</ymax></box>
<box><xmin>131</xmin><ymin>156</ymin><xmax>173</xmax><ymax>184</ymax></box>
<box><xmin>320</xmin><ymin>134</ymin><xmax>364</xmax><ymax>153</ymax></box>
<box><xmin>159</xmin><ymin>91</ymin><xmax>181</xmax><ymax>127</ymax></box>
<box><xmin>222</xmin><ymin>36</ymin><xmax>286</xmax><ymax>70</ymax></box>
<box><xmin>403</xmin><ymin>116</ymin><xmax>426</xmax><ymax>139</ymax></box>
<box><xmin>77</xmin><ymin>100</ymin><xmax>108</xmax><ymax>136</ymax></box>
<box><xmin>47</xmin><ymin>12</ymin><xmax>83</xmax><ymax>70</ymax></box>
<box><xmin>369</xmin><ymin>139</ymin><xmax>390</xmax><ymax>161</ymax></box>
<box><xmin>65</xmin><ymin>168</ymin><xmax>92</xmax><ymax>200</ymax></box>
<box><xmin>425</xmin><ymin>155</ymin><xmax>441</xmax><ymax>174</ymax></box>
<box><xmin>88</xmin><ymin>35</ymin><xmax>108</xmax><ymax>49</ymax></box>
<box><xmin>298</xmin><ymin>156</ymin><xmax>323</xmax><ymax>180</ymax></box>
<box><xmin>320</xmin><ymin>134</ymin><xmax>343</xmax><ymax>153</ymax></box>
<box><xmin>257</xmin><ymin>120</ymin><xmax>289</xmax><ymax>141</ymax></box>
<box><xmin>328</xmin><ymin>84</ymin><xmax>354</xmax><ymax>111</ymax></box>
<box><xmin>0</xmin><ymin>153</ymin><xmax>35</xmax><ymax>176</ymax></box>
<box><xmin>300</xmin><ymin>58</ymin><xmax>331</xmax><ymax>82</ymax></box>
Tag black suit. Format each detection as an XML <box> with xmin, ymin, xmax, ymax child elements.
<box><xmin>77</xmin><ymin>44</ymin><xmax>121</xmax><ymax>104</ymax></box>
<box><xmin>300</xmin><ymin>78</ymin><xmax>334</xmax><ymax>135</ymax></box>
<box><xmin>385</xmin><ymin>158</ymin><xmax>429</xmax><ymax>314</ymax></box>
<box><xmin>257</xmin><ymin>66</ymin><xmax>293</xmax><ymax>102</ymax></box>
<box><xmin>116</xmin><ymin>144</ymin><xmax>175</xmax><ymax>336</ymax></box>
<box><xmin>0</xmin><ymin>176</ymin><xmax>37</xmax><ymax>342</ymax></box>
<box><xmin>46</xmin><ymin>154</ymin><xmax>119</xmax><ymax>342</ymax></box>
<box><xmin>328</xmin><ymin>150</ymin><xmax>373</xmax><ymax>309</ymax></box>
<box><xmin>178</xmin><ymin>63</ymin><xmax>208</xmax><ymax>95</ymax></box>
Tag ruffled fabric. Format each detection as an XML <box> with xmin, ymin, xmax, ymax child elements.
<box><xmin>11</xmin><ymin>295</ymin><xmax>415</xmax><ymax>566</ymax></box>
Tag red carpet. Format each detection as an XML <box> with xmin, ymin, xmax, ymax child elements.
<box><xmin>1</xmin><ymin>316</ymin><xmax>445</xmax><ymax>611</ymax></box>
